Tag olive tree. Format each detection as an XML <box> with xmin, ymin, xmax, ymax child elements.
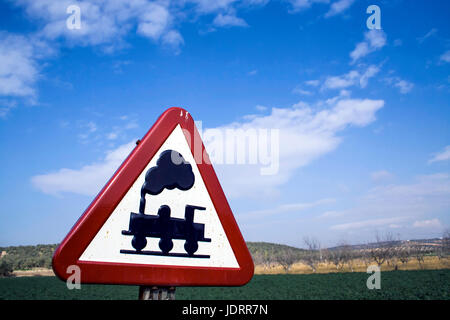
<box><xmin>398</xmin><ymin>241</ymin><xmax>412</xmax><ymax>266</ymax></box>
<box><xmin>274</xmin><ymin>249</ymin><xmax>300</xmax><ymax>273</ymax></box>
<box><xmin>302</xmin><ymin>237</ymin><xmax>321</xmax><ymax>272</ymax></box>
<box><xmin>437</xmin><ymin>229</ymin><xmax>450</xmax><ymax>261</ymax></box>
<box><xmin>370</xmin><ymin>232</ymin><xmax>396</xmax><ymax>267</ymax></box>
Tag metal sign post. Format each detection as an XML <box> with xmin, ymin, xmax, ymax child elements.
<box><xmin>139</xmin><ymin>286</ymin><xmax>176</xmax><ymax>300</ymax></box>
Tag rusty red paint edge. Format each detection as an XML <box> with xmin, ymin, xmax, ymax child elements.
<box><xmin>52</xmin><ymin>107</ymin><xmax>254</xmax><ymax>286</ymax></box>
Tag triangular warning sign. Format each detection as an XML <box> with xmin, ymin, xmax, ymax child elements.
<box><xmin>52</xmin><ymin>107</ymin><xmax>254</xmax><ymax>286</ymax></box>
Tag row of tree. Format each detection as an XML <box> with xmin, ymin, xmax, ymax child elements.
<box><xmin>1</xmin><ymin>232</ymin><xmax>449</xmax><ymax>277</ymax></box>
<box><xmin>0</xmin><ymin>244</ymin><xmax>57</xmax><ymax>277</ymax></box>
<box><xmin>251</xmin><ymin>230</ymin><xmax>450</xmax><ymax>273</ymax></box>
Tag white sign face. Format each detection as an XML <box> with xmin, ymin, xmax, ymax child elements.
<box><xmin>79</xmin><ymin>125</ymin><xmax>239</xmax><ymax>268</ymax></box>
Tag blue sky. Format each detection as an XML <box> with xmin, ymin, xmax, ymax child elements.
<box><xmin>0</xmin><ymin>0</ymin><xmax>449</xmax><ymax>248</ymax></box>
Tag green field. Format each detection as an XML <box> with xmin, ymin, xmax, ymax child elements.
<box><xmin>0</xmin><ymin>270</ymin><xmax>449</xmax><ymax>300</ymax></box>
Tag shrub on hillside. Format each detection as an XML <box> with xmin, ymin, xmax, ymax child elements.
<box><xmin>0</xmin><ymin>259</ymin><xmax>14</xmax><ymax>277</ymax></box>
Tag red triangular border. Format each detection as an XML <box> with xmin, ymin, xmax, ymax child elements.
<box><xmin>52</xmin><ymin>107</ymin><xmax>254</xmax><ymax>286</ymax></box>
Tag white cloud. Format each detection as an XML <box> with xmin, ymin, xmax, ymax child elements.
<box><xmin>112</xmin><ymin>60</ymin><xmax>131</xmax><ymax>74</ymax></box>
<box><xmin>323</xmin><ymin>65</ymin><xmax>380</xmax><ymax>90</ymax></box>
<box><xmin>0</xmin><ymin>99</ymin><xmax>18</xmax><ymax>118</ymax></box>
<box><xmin>331</xmin><ymin>217</ymin><xmax>406</xmax><ymax>231</ymax></box>
<box><xmin>0</xmin><ymin>33</ymin><xmax>38</xmax><ymax>98</ymax></box>
<box><xmin>440</xmin><ymin>50</ymin><xmax>450</xmax><ymax>63</ymax></box>
<box><xmin>206</xmin><ymin>96</ymin><xmax>384</xmax><ymax>198</ymax></box>
<box><xmin>86</xmin><ymin>121</ymin><xmax>97</xmax><ymax>133</ymax></box>
<box><xmin>371</xmin><ymin>170</ymin><xmax>393</xmax><ymax>182</ymax></box>
<box><xmin>417</xmin><ymin>28</ymin><xmax>438</xmax><ymax>44</ymax></box>
<box><xmin>15</xmin><ymin>0</ymin><xmax>261</xmax><ymax>50</ymax></box>
<box><xmin>161</xmin><ymin>30</ymin><xmax>185</xmax><ymax>53</ymax></box>
<box><xmin>287</xmin><ymin>0</ymin><xmax>356</xmax><ymax>18</ymax></box>
<box><xmin>350</xmin><ymin>30</ymin><xmax>386</xmax><ymax>64</ymax></box>
<box><xmin>124</xmin><ymin>120</ymin><xmax>139</xmax><ymax>130</ymax></box>
<box><xmin>321</xmin><ymin>89</ymin><xmax>350</xmax><ymax>105</ymax></box>
<box><xmin>394</xmin><ymin>79</ymin><xmax>414</xmax><ymax>94</ymax></box>
<box><xmin>244</xmin><ymin>0</ymin><xmax>270</xmax><ymax>5</ymax></box>
<box><xmin>287</xmin><ymin>0</ymin><xmax>330</xmax><ymax>12</ymax></box>
<box><xmin>365</xmin><ymin>173</ymin><xmax>450</xmax><ymax>206</ymax></box>
<box><xmin>15</xmin><ymin>0</ymin><xmax>177</xmax><ymax>50</ymax></box>
<box><xmin>305</xmin><ymin>79</ymin><xmax>320</xmax><ymax>86</ymax></box>
<box><xmin>384</xmin><ymin>76</ymin><xmax>414</xmax><ymax>94</ymax></box>
<box><xmin>413</xmin><ymin>218</ymin><xmax>442</xmax><ymax>229</ymax></box>
<box><xmin>428</xmin><ymin>145</ymin><xmax>450</xmax><ymax>164</ymax></box>
<box><xmin>319</xmin><ymin>210</ymin><xmax>344</xmax><ymax>218</ymax></box>
<box><xmin>359</xmin><ymin>65</ymin><xmax>380</xmax><ymax>88</ymax></box>
<box><xmin>77</xmin><ymin>121</ymin><xmax>99</xmax><ymax>143</ymax></box>
<box><xmin>213</xmin><ymin>13</ymin><xmax>248</xmax><ymax>27</ymax></box>
<box><xmin>329</xmin><ymin>173</ymin><xmax>450</xmax><ymax>233</ymax></box>
<box><xmin>33</xmin><ymin>96</ymin><xmax>383</xmax><ymax>198</ymax></box>
<box><xmin>0</xmin><ymin>31</ymin><xmax>54</xmax><ymax>117</ymax></box>
<box><xmin>137</xmin><ymin>4</ymin><xmax>171</xmax><ymax>40</ymax></box>
<box><xmin>186</xmin><ymin>0</ymin><xmax>239</xmax><ymax>14</ymax></box>
<box><xmin>31</xmin><ymin>140</ymin><xmax>136</xmax><ymax>196</ymax></box>
<box><xmin>107</xmin><ymin>132</ymin><xmax>119</xmax><ymax>140</ymax></box>
<box><xmin>255</xmin><ymin>104</ymin><xmax>267</xmax><ymax>111</ymax></box>
<box><xmin>75</xmin><ymin>116</ymin><xmax>139</xmax><ymax>145</ymax></box>
<box><xmin>325</xmin><ymin>0</ymin><xmax>355</xmax><ymax>18</ymax></box>
<box><xmin>324</xmin><ymin>70</ymin><xmax>359</xmax><ymax>89</ymax></box>
<box><xmin>13</xmin><ymin>0</ymin><xmax>274</xmax><ymax>55</ymax></box>
<box><xmin>365</xmin><ymin>29</ymin><xmax>386</xmax><ymax>49</ymax></box>
<box><xmin>292</xmin><ymin>87</ymin><xmax>312</xmax><ymax>95</ymax></box>
<box><xmin>241</xmin><ymin>198</ymin><xmax>335</xmax><ymax>220</ymax></box>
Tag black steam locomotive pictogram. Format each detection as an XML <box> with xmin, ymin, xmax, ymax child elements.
<box><xmin>120</xmin><ymin>150</ymin><xmax>211</xmax><ymax>258</ymax></box>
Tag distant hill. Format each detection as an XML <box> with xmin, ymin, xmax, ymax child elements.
<box><xmin>0</xmin><ymin>238</ymin><xmax>445</xmax><ymax>276</ymax></box>
<box><xmin>0</xmin><ymin>242</ymin><xmax>305</xmax><ymax>274</ymax></box>
<box><xmin>246</xmin><ymin>241</ymin><xmax>305</xmax><ymax>255</ymax></box>
<box><xmin>327</xmin><ymin>238</ymin><xmax>444</xmax><ymax>251</ymax></box>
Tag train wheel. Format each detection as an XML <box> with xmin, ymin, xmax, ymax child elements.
<box><xmin>132</xmin><ymin>235</ymin><xmax>147</xmax><ymax>251</ymax></box>
<box><xmin>159</xmin><ymin>238</ymin><xmax>173</xmax><ymax>255</ymax></box>
<box><xmin>184</xmin><ymin>240</ymin><xmax>198</xmax><ymax>256</ymax></box>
